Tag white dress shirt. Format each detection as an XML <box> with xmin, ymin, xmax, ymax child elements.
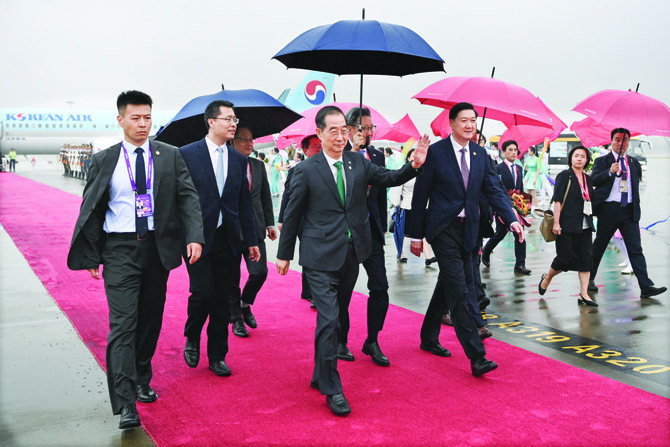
<box><xmin>450</xmin><ymin>134</ymin><xmax>470</xmax><ymax>218</ymax></box>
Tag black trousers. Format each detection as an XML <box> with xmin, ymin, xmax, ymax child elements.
<box><xmin>230</xmin><ymin>240</ymin><xmax>268</xmax><ymax>322</ymax></box>
<box><xmin>421</xmin><ymin>220</ymin><xmax>486</xmax><ymax>360</ymax></box>
<box><xmin>483</xmin><ymin>218</ymin><xmax>526</xmax><ymax>267</ymax></box>
<box><xmin>101</xmin><ymin>233</ymin><xmax>169</xmax><ymax>414</ymax></box>
<box><xmin>591</xmin><ymin>202</ymin><xmax>652</xmax><ymax>289</ymax></box>
<box><xmin>304</xmin><ymin>241</ymin><xmax>359</xmax><ymax>396</ymax></box>
<box><xmin>340</xmin><ymin>229</ymin><xmax>389</xmax><ymax>344</ymax></box>
<box><xmin>184</xmin><ymin>224</ymin><xmax>240</xmax><ymax>362</ymax></box>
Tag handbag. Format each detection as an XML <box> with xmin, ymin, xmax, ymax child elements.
<box><xmin>539</xmin><ymin>177</ymin><xmax>571</xmax><ymax>243</ymax></box>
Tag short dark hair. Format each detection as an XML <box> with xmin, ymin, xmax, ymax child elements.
<box><xmin>384</xmin><ymin>147</ymin><xmax>393</xmax><ymax>156</ymax></box>
<box><xmin>301</xmin><ymin>134</ymin><xmax>318</xmax><ymax>149</ymax></box>
<box><xmin>315</xmin><ymin>106</ymin><xmax>345</xmax><ymax>130</ymax></box>
<box><xmin>501</xmin><ymin>140</ymin><xmax>518</xmax><ymax>152</ymax></box>
<box><xmin>449</xmin><ymin>102</ymin><xmax>478</xmax><ymax>121</ymax></box>
<box><xmin>295</xmin><ymin>152</ymin><xmax>305</xmax><ymax>161</ymax></box>
<box><xmin>235</xmin><ymin>126</ymin><xmax>253</xmax><ymax>137</ymax></box>
<box><xmin>345</xmin><ymin>107</ymin><xmax>371</xmax><ymax>127</ymax></box>
<box><xmin>610</xmin><ymin>127</ymin><xmax>631</xmax><ymax>140</ymax></box>
<box><xmin>567</xmin><ymin>145</ymin><xmax>591</xmax><ymax>167</ymax></box>
<box><xmin>204</xmin><ymin>100</ymin><xmax>235</xmax><ymax>130</ymax></box>
<box><xmin>528</xmin><ymin>146</ymin><xmax>536</xmax><ymax>155</ymax></box>
<box><xmin>405</xmin><ymin>148</ymin><xmax>415</xmax><ymax>163</ymax></box>
<box><xmin>116</xmin><ymin>90</ymin><xmax>152</xmax><ymax>114</ymax></box>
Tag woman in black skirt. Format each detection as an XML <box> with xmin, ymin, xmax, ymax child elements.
<box><xmin>538</xmin><ymin>146</ymin><xmax>597</xmax><ymax>306</ymax></box>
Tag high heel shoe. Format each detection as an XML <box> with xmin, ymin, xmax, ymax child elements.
<box><xmin>577</xmin><ymin>294</ymin><xmax>598</xmax><ymax>307</ymax></box>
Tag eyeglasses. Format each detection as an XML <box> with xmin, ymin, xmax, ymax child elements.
<box><xmin>234</xmin><ymin>136</ymin><xmax>253</xmax><ymax>142</ymax></box>
<box><xmin>354</xmin><ymin>125</ymin><xmax>376</xmax><ymax>133</ymax></box>
<box><xmin>326</xmin><ymin>128</ymin><xmax>349</xmax><ymax>137</ymax></box>
<box><xmin>213</xmin><ymin>117</ymin><xmax>240</xmax><ymax>124</ymax></box>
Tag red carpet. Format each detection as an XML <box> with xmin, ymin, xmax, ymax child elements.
<box><xmin>1</xmin><ymin>173</ymin><xmax>669</xmax><ymax>447</ymax></box>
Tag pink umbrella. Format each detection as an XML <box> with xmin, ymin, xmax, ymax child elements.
<box><xmin>253</xmin><ymin>134</ymin><xmax>275</xmax><ymax>144</ymax></box>
<box><xmin>278</xmin><ymin>101</ymin><xmax>393</xmax><ymax>142</ymax></box>
<box><xmin>570</xmin><ymin>117</ymin><xmax>641</xmax><ymax>148</ymax></box>
<box><xmin>375</xmin><ymin>114</ymin><xmax>421</xmax><ymax>143</ymax></box>
<box><xmin>414</xmin><ymin>75</ymin><xmax>557</xmax><ymax>129</ymax></box>
<box><xmin>572</xmin><ymin>87</ymin><xmax>670</xmax><ymax>137</ymax></box>
<box><xmin>500</xmin><ymin>97</ymin><xmax>567</xmax><ymax>155</ymax></box>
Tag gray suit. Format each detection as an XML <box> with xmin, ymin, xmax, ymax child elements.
<box><xmin>278</xmin><ymin>150</ymin><xmax>418</xmax><ymax>395</ymax></box>
<box><xmin>67</xmin><ymin>140</ymin><xmax>204</xmax><ymax>414</ymax></box>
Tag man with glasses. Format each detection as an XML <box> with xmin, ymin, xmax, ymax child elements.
<box><xmin>179</xmin><ymin>100</ymin><xmax>260</xmax><ymax>377</ymax></box>
<box><xmin>276</xmin><ymin>106</ymin><xmax>428</xmax><ymax>416</ymax></box>
<box><xmin>337</xmin><ymin>107</ymin><xmax>391</xmax><ymax>367</ymax></box>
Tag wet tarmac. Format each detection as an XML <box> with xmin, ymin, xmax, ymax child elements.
<box><xmin>1</xmin><ymin>155</ymin><xmax>668</xmax><ymax>446</ymax></box>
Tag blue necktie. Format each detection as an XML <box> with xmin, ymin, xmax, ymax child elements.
<box><xmin>135</xmin><ymin>148</ymin><xmax>148</xmax><ymax>237</ymax></box>
<box><xmin>620</xmin><ymin>156</ymin><xmax>628</xmax><ymax>206</ymax></box>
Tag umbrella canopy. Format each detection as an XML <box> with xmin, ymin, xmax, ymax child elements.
<box><xmin>570</xmin><ymin>117</ymin><xmax>642</xmax><ymax>148</ymax></box>
<box><xmin>415</xmin><ymin>76</ymin><xmax>557</xmax><ymax>130</ymax></box>
<box><xmin>277</xmin><ymin>101</ymin><xmax>393</xmax><ymax>144</ymax></box>
<box><xmin>375</xmin><ymin>114</ymin><xmax>421</xmax><ymax>143</ymax></box>
<box><xmin>154</xmin><ymin>89</ymin><xmax>302</xmax><ymax>147</ymax></box>
<box><xmin>273</xmin><ymin>19</ymin><xmax>444</xmax><ymax>76</ymax></box>
<box><xmin>392</xmin><ymin>207</ymin><xmax>405</xmax><ymax>259</ymax></box>
<box><xmin>499</xmin><ymin>97</ymin><xmax>567</xmax><ymax>154</ymax></box>
<box><xmin>572</xmin><ymin>88</ymin><xmax>670</xmax><ymax>137</ymax></box>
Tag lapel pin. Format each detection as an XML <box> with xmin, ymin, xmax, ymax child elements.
<box><xmin>155</xmin><ymin>151</ymin><xmax>160</xmax><ymax>155</ymax></box>
<box><xmin>473</xmin><ymin>152</ymin><xmax>477</xmax><ymax>156</ymax></box>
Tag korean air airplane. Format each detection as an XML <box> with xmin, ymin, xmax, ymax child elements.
<box><xmin>277</xmin><ymin>70</ymin><xmax>336</xmax><ymax>113</ymax></box>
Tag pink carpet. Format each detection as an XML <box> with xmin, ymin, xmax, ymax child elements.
<box><xmin>1</xmin><ymin>173</ymin><xmax>669</xmax><ymax>447</ymax></box>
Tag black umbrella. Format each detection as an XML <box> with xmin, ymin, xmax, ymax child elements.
<box><xmin>155</xmin><ymin>88</ymin><xmax>302</xmax><ymax>148</ymax></box>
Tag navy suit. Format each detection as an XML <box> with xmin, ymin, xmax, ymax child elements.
<box><xmin>179</xmin><ymin>138</ymin><xmax>258</xmax><ymax>362</ymax></box>
<box><xmin>590</xmin><ymin>152</ymin><xmax>653</xmax><ymax>289</ymax></box>
<box><xmin>409</xmin><ymin>136</ymin><xmax>517</xmax><ymax>360</ymax></box>
<box><xmin>482</xmin><ymin>161</ymin><xmax>527</xmax><ymax>268</ymax></box>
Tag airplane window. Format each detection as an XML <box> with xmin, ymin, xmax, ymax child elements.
<box><xmin>92</xmin><ymin>124</ymin><xmax>96</xmax><ymax>129</ymax></box>
<box><xmin>60</xmin><ymin>124</ymin><xmax>63</xmax><ymax>128</ymax></box>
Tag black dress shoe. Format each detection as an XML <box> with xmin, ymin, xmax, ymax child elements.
<box><xmin>588</xmin><ymin>280</ymin><xmax>598</xmax><ymax>292</ymax></box>
<box><xmin>337</xmin><ymin>343</ymin><xmax>355</xmax><ymax>361</ymax></box>
<box><xmin>481</xmin><ymin>252</ymin><xmax>490</xmax><ymax>267</ymax></box>
<box><xmin>241</xmin><ymin>307</ymin><xmax>257</xmax><ymax>328</ymax></box>
<box><xmin>641</xmin><ymin>286</ymin><xmax>667</xmax><ymax>299</ymax></box>
<box><xmin>538</xmin><ymin>273</ymin><xmax>548</xmax><ymax>296</ymax></box>
<box><xmin>119</xmin><ymin>404</ymin><xmax>141</xmax><ymax>429</ymax></box>
<box><xmin>310</xmin><ymin>299</ymin><xmax>317</xmax><ymax>309</ymax></box>
<box><xmin>232</xmin><ymin>319</ymin><xmax>249</xmax><ymax>338</ymax></box>
<box><xmin>471</xmin><ymin>356</ymin><xmax>498</xmax><ymax>377</ymax></box>
<box><xmin>420</xmin><ymin>341</ymin><xmax>451</xmax><ymax>357</ymax></box>
<box><xmin>478</xmin><ymin>295</ymin><xmax>491</xmax><ymax>310</ymax></box>
<box><xmin>136</xmin><ymin>384</ymin><xmax>158</xmax><ymax>403</ymax></box>
<box><xmin>514</xmin><ymin>265</ymin><xmax>532</xmax><ymax>275</ymax></box>
<box><xmin>362</xmin><ymin>341</ymin><xmax>390</xmax><ymax>367</ymax></box>
<box><xmin>397</xmin><ymin>257</ymin><xmax>408</xmax><ymax>263</ymax></box>
<box><xmin>310</xmin><ymin>380</ymin><xmax>319</xmax><ymax>390</ymax></box>
<box><xmin>209</xmin><ymin>360</ymin><xmax>232</xmax><ymax>377</ymax></box>
<box><xmin>478</xmin><ymin>326</ymin><xmax>493</xmax><ymax>340</ymax></box>
<box><xmin>184</xmin><ymin>339</ymin><xmax>199</xmax><ymax>368</ymax></box>
<box><xmin>441</xmin><ymin>313</ymin><xmax>453</xmax><ymax>326</ymax></box>
<box><xmin>326</xmin><ymin>393</ymin><xmax>351</xmax><ymax>416</ymax></box>
<box><xmin>577</xmin><ymin>294</ymin><xmax>598</xmax><ymax>307</ymax></box>
<box><xmin>425</xmin><ymin>257</ymin><xmax>437</xmax><ymax>266</ymax></box>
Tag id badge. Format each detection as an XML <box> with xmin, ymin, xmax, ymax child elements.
<box><xmin>583</xmin><ymin>200</ymin><xmax>592</xmax><ymax>216</ymax></box>
<box><xmin>619</xmin><ymin>180</ymin><xmax>629</xmax><ymax>193</ymax></box>
<box><xmin>135</xmin><ymin>194</ymin><xmax>153</xmax><ymax>218</ymax></box>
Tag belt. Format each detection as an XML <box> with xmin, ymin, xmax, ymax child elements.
<box><xmin>107</xmin><ymin>231</ymin><xmax>155</xmax><ymax>241</ymax></box>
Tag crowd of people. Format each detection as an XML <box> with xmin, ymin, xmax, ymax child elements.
<box><xmin>59</xmin><ymin>144</ymin><xmax>93</xmax><ymax>179</ymax></box>
<box><xmin>66</xmin><ymin>90</ymin><xmax>666</xmax><ymax>428</ymax></box>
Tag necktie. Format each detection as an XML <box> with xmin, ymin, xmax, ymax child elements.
<box><xmin>620</xmin><ymin>156</ymin><xmax>628</xmax><ymax>206</ymax></box>
<box><xmin>511</xmin><ymin>164</ymin><xmax>517</xmax><ymax>187</ymax></box>
<box><xmin>135</xmin><ymin>148</ymin><xmax>148</xmax><ymax>237</ymax></box>
<box><xmin>459</xmin><ymin>148</ymin><xmax>469</xmax><ymax>189</ymax></box>
<box><xmin>216</xmin><ymin>147</ymin><xmax>224</xmax><ymax>195</ymax></box>
<box><xmin>334</xmin><ymin>161</ymin><xmax>345</xmax><ymax>206</ymax></box>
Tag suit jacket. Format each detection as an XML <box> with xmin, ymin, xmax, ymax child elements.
<box><xmin>408</xmin><ymin>137</ymin><xmax>518</xmax><ymax>251</ymax></box>
<box><xmin>67</xmin><ymin>141</ymin><xmax>204</xmax><ymax>271</ymax></box>
<box><xmin>179</xmin><ymin>138</ymin><xmax>257</xmax><ymax>256</ymax></box>
<box><xmin>248</xmin><ymin>156</ymin><xmax>274</xmax><ymax>242</ymax></box>
<box><xmin>277</xmin><ymin>150</ymin><xmax>419</xmax><ymax>272</ymax></box>
<box><xmin>497</xmin><ymin>161</ymin><xmax>524</xmax><ymax>193</ymax></box>
<box><xmin>345</xmin><ymin>143</ymin><xmax>388</xmax><ymax>238</ymax></box>
<box><xmin>553</xmin><ymin>169</ymin><xmax>595</xmax><ymax>233</ymax></box>
<box><xmin>590</xmin><ymin>152</ymin><xmax>642</xmax><ymax>222</ymax></box>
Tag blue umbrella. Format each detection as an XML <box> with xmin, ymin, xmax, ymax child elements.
<box><xmin>392</xmin><ymin>206</ymin><xmax>406</xmax><ymax>259</ymax></box>
<box><xmin>273</xmin><ymin>11</ymin><xmax>444</xmax><ymax>124</ymax></box>
<box><xmin>155</xmin><ymin>89</ymin><xmax>302</xmax><ymax>148</ymax></box>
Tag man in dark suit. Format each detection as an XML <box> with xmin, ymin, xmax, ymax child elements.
<box><xmin>179</xmin><ymin>100</ymin><xmax>260</xmax><ymax>378</ymax></box>
<box><xmin>589</xmin><ymin>127</ymin><xmax>666</xmax><ymax>299</ymax></box>
<box><xmin>276</xmin><ymin>106</ymin><xmax>428</xmax><ymax>416</ymax></box>
<box><xmin>229</xmin><ymin>126</ymin><xmax>277</xmax><ymax>335</ymax></box>
<box><xmin>67</xmin><ymin>90</ymin><xmax>204</xmax><ymax>429</ymax></box>
<box><xmin>337</xmin><ymin>106</ymin><xmax>391</xmax><ymax>367</ymax></box>
<box><xmin>409</xmin><ymin>102</ymin><xmax>525</xmax><ymax>377</ymax></box>
<box><xmin>481</xmin><ymin>140</ymin><xmax>531</xmax><ymax>275</ymax></box>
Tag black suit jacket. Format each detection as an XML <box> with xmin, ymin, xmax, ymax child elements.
<box><xmin>277</xmin><ymin>150</ymin><xmax>419</xmax><ymax>271</ymax></box>
<box><xmin>179</xmin><ymin>138</ymin><xmax>257</xmax><ymax>256</ymax></box>
<box><xmin>248</xmin><ymin>157</ymin><xmax>274</xmax><ymax>241</ymax></box>
<box><xmin>590</xmin><ymin>152</ymin><xmax>642</xmax><ymax>222</ymax></box>
<box><xmin>409</xmin><ymin>136</ymin><xmax>518</xmax><ymax>251</ymax></box>
<box><xmin>67</xmin><ymin>141</ymin><xmax>204</xmax><ymax>271</ymax></box>
<box><xmin>553</xmin><ymin>169</ymin><xmax>595</xmax><ymax>233</ymax></box>
<box><xmin>497</xmin><ymin>161</ymin><xmax>524</xmax><ymax>193</ymax></box>
<box><xmin>345</xmin><ymin>143</ymin><xmax>388</xmax><ymax>238</ymax></box>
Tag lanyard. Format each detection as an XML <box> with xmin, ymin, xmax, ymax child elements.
<box><xmin>121</xmin><ymin>143</ymin><xmax>153</xmax><ymax>194</ymax></box>
<box><xmin>577</xmin><ymin>171</ymin><xmax>590</xmax><ymax>201</ymax></box>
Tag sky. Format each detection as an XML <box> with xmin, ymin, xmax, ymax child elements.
<box><xmin>2</xmin><ymin>0</ymin><xmax>669</xmax><ymax>148</ymax></box>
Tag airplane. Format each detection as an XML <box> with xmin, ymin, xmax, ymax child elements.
<box><xmin>278</xmin><ymin>70</ymin><xmax>336</xmax><ymax>113</ymax></box>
